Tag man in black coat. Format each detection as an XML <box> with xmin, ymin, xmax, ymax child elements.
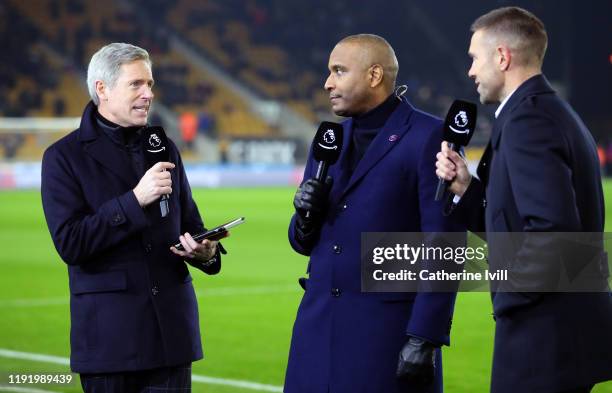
<box><xmin>41</xmin><ymin>43</ymin><xmax>223</xmax><ymax>392</ymax></box>
<box><xmin>436</xmin><ymin>7</ymin><xmax>612</xmax><ymax>393</ymax></box>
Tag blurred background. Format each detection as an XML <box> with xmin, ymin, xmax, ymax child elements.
<box><xmin>1</xmin><ymin>0</ymin><xmax>611</xmax><ymax>183</ymax></box>
<box><xmin>0</xmin><ymin>1</ymin><xmax>611</xmax><ymax>392</ymax></box>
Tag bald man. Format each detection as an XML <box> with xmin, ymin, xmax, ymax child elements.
<box><xmin>285</xmin><ymin>34</ymin><xmax>464</xmax><ymax>393</ymax></box>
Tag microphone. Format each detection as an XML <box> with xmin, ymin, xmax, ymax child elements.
<box><xmin>434</xmin><ymin>100</ymin><xmax>477</xmax><ymax>201</ymax></box>
<box><xmin>141</xmin><ymin>126</ymin><xmax>171</xmax><ymax>217</ymax></box>
<box><xmin>312</xmin><ymin>121</ymin><xmax>344</xmax><ymax>181</ymax></box>
<box><xmin>305</xmin><ymin>121</ymin><xmax>344</xmax><ymax>218</ymax></box>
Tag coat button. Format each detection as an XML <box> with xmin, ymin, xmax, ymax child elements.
<box><xmin>331</xmin><ymin>288</ymin><xmax>341</xmax><ymax>297</ymax></box>
<box><xmin>145</xmin><ymin>243</ymin><xmax>152</xmax><ymax>253</ymax></box>
<box><xmin>482</xmin><ymin>199</ymin><xmax>487</xmax><ymax>208</ymax></box>
<box><xmin>151</xmin><ymin>286</ymin><xmax>159</xmax><ymax>296</ymax></box>
<box><xmin>332</xmin><ymin>244</ymin><xmax>341</xmax><ymax>254</ymax></box>
<box><xmin>342</xmin><ymin>204</ymin><xmax>348</xmax><ymax>211</ymax></box>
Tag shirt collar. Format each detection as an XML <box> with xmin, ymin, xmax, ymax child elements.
<box><xmin>495</xmin><ymin>87</ymin><xmax>518</xmax><ymax>118</ymax></box>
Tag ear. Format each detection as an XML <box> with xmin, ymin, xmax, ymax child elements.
<box><xmin>368</xmin><ymin>64</ymin><xmax>384</xmax><ymax>88</ymax></box>
<box><xmin>95</xmin><ymin>80</ymin><xmax>108</xmax><ymax>102</ymax></box>
<box><xmin>496</xmin><ymin>45</ymin><xmax>512</xmax><ymax>72</ymax></box>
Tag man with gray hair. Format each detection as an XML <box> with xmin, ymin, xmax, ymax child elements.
<box><xmin>41</xmin><ymin>43</ymin><xmax>224</xmax><ymax>392</ymax></box>
<box><xmin>436</xmin><ymin>7</ymin><xmax>612</xmax><ymax>393</ymax></box>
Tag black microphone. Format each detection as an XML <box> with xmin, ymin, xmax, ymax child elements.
<box><xmin>435</xmin><ymin>100</ymin><xmax>477</xmax><ymax>201</ymax></box>
<box><xmin>141</xmin><ymin>126</ymin><xmax>171</xmax><ymax>217</ymax></box>
<box><xmin>312</xmin><ymin>121</ymin><xmax>343</xmax><ymax>180</ymax></box>
<box><xmin>305</xmin><ymin>121</ymin><xmax>344</xmax><ymax>218</ymax></box>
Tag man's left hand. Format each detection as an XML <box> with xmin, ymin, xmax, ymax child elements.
<box><xmin>396</xmin><ymin>336</ymin><xmax>436</xmax><ymax>386</ymax></box>
<box><xmin>170</xmin><ymin>232</ymin><xmax>219</xmax><ymax>262</ymax></box>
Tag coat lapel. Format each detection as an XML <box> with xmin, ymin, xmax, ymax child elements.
<box><xmin>77</xmin><ymin>102</ymin><xmax>138</xmax><ymax>187</ymax></box>
<box><xmin>476</xmin><ymin>142</ymin><xmax>492</xmax><ymax>186</ymax></box>
<box><xmin>481</xmin><ymin>74</ymin><xmax>555</xmax><ymax>187</ymax></box>
<box><xmin>491</xmin><ymin>74</ymin><xmax>555</xmax><ymax>149</ymax></box>
<box><xmin>328</xmin><ymin>117</ymin><xmax>354</xmax><ymax>195</ymax></box>
<box><xmin>339</xmin><ymin>101</ymin><xmax>414</xmax><ymax>199</ymax></box>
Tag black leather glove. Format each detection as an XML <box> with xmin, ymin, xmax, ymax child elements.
<box><xmin>396</xmin><ymin>336</ymin><xmax>436</xmax><ymax>386</ymax></box>
<box><xmin>293</xmin><ymin>176</ymin><xmax>333</xmax><ymax>236</ymax></box>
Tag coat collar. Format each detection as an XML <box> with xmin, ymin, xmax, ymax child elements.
<box><xmin>77</xmin><ymin>101</ymin><xmax>139</xmax><ymax>187</ymax></box>
<box><xmin>337</xmin><ymin>99</ymin><xmax>415</xmax><ymax>199</ymax></box>
<box><xmin>491</xmin><ymin>74</ymin><xmax>555</xmax><ymax>148</ymax></box>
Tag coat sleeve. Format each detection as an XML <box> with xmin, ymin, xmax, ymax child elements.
<box><xmin>171</xmin><ymin>140</ymin><xmax>221</xmax><ymax>275</ymax></box>
<box><xmin>288</xmin><ymin>144</ymin><xmax>318</xmax><ymax>256</ymax></box>
<box><xmin>41</xmin><ymin>144</ymin><xmax>148</xmax><ymax>265</ymax></box>
<box><xmin>405</xmin><ymin>122</ymin><xmax>466</xmax><ymax>346</ymax></box>
<box><xmin>174</xmin><ymin>142</ymin><xmax>205</xmax><ymax>236</ymax></box>
<box><xmin>503</xmin><ymin>107</ymin><xmax>579</xmax><ymax>231</ymax></box>
<box><xmin>444</xmin><ymin>176</ymin><xmax>487</xmax><ymax>235</ymax></box>
<box><xmin>498</xmin><ymin>107</ymin><xmax>581</xmax><ymax>291</ymax></box>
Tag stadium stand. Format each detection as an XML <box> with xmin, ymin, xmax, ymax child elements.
<box><xmin>8</xmin><ymin>0</ymin><xmax>602</xmax><ymax>165</ymax></box>
<box><xmin>146</xmin><ymin>0</ymin><xmax>481</xmax><ymax>126</ymax></box>
<box><xmin>3</xmin><ymin>0</ymin><xmax>274</xmax><ymax>160</ymax></box>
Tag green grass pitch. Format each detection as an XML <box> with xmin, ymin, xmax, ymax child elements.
<box><xmin>0</xmin><ymin>180</ymin><xmax>611</xmax><ymax>392</ymax></box>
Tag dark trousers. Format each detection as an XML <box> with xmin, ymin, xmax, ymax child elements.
<box><xmin>80</xmin><ymin>364</ymin><xmax>191</xmax><ymax>393</ymax></box>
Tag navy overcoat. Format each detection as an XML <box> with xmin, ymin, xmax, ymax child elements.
<box><xmin>285</xmin><ymin>99</ymin><xmax>464</xmax><ymax>393</ymax></box>
<box><xmin>41</xmin><ymin>102</ymin><xmax>218</xmax><ymax>373</ymax></box>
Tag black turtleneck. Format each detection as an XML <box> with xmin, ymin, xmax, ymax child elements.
<box><xmin>349</xmin><ymin>93</ymin><xmax>400</xmax><ymax>171</ymax></box>
<box><xmin>94</xmin><ymin>110</ymin><xmax>145</xmax><ymax>178</ymax></box>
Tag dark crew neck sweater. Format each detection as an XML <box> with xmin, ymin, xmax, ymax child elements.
<box><xmin>349</xmin><ymin>93</ymin><xmax>400</xmax><ymax>171</ymax></box>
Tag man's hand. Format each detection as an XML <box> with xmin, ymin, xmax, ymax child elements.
<box><xmin>293</xmin><ymin>177</ymin><xmax>333</xmax><ymax>234</ymax></box>
<box><xmin>435</xmin><ymin>141</ymin><xmax>472</xmax><ymax>197</ymax></box>
<box><xmin>170</xmin><ymin>232</ymin><xmax>225</xmax><ymax>262</ymax></box>
<box><xmin>133</xmin><ymin>162</ymin><xmax>175</xmax><ymax>207</ymax></box>
<box><xmin>396</xmin><ymin>337</ymin><xmax>436</xmax><ymax>386</ymax></box>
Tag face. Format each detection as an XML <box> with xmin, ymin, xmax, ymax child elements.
<box><xmin>96</xmin><ymin>60</ymin><xmax>154</xmax><ymax>127</ymax></box>
<box><xmin>324</xmin><ymin>43</ymin><xmax>373</xmax><ymax>117</ymax></box>
<box><xmin>468</xmin><ymin>30</ymin><xmax>504</xmax><ymax>104</ymax></box>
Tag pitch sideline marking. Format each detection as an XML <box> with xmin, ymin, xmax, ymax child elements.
<box><xmin>0</xmin><ymin>349</ymin><xmax>283</xmax><ymax>392</ymax></box>
<box><xmin>0</xmin><ymin>386</ymin><xmax>62</xmax><ymax>393</ymax></box>
<box><xmin>0</xmin><ymin>284</ymin><xmax>298</xmax><ymax>308</ymax></box>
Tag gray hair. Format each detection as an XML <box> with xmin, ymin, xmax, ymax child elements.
<box><xmin>86</xmin><ymin>43</ymin><xmax>151</xmax><ymax>105</ymax></box>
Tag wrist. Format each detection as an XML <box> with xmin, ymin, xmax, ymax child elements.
<box><xmin>133</xmin><ymin>189</ymin><xmax>145</xmax><ymax>207</ymax></box>
<box><xmin>454</xmin><ymin>175</ymin><xmax>473</xmax><ymax>198</ymax></box>
<box><xmin>199</xmin><ymin>254</ymin><xmax>217</xmax><ymax>267</ymax></box>
<box><xmin>407</xmin><ymin>335</ymin><xmax>438</xmax><ymax>348</ymax></box>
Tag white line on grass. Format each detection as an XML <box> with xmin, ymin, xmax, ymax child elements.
<box><xmin>0</xmin><ymin>350</ymin><xmax>69</xmax><ymax>366</ymax></box>
<box><xmin>0</xmin><ymin>386</ymin><xmax>63</xmax><ymax>393</ymax></box>
<box><xmin>0</xmin><ymin>349</ymin><xmax>283</xmax><ymax>392</ymax></box>
<box><xmin>0</xmin><ymin>298</ymin><xmax>68</xmax><ymax>308</ymax></box>
<box><xmin>0</xmin><ymin>284</ymin><xmax>298</xmax><ymax>308</ymax></box>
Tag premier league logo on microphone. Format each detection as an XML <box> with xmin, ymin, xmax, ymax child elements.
<box><xmin>450</xmin><ymin>110</ymin><xmax>470</xmax><ymax>134</ymax></box>
<box><xmin>313</xmin><ymin>121</ymin><xmax>343</xmax><ymax>164</ymax></box>
<box><xmin>443</xmin><ymin>100</ymin><xmax>477</xmax><ymax>148</ymax></box>
<box><xmin>319</xmin><ymin>129</ymin><xmax>338</xmax><ymax>150</ymax></box>
<box><xmin>147</xmin><ymin>133</ymin><xmax>166</xmax><ymax>153</ymax></box>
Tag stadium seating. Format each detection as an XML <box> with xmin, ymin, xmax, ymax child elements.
<box><xmin>3</xmin><ymin>0</ymin><xmax>273</xmax><ymax>161</ymax></box>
